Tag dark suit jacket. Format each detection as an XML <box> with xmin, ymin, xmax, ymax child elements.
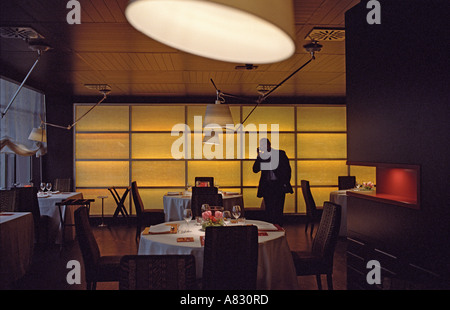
<box><xmin>252</xmin><ymin>149</ymin><xmax>293</xmax><ymax>198</ymax></box>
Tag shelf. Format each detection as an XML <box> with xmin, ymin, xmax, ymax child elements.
<box><xmin>347</xmin><ymin>161</ymin><xmax>420</xmax><ymax>209</ymax></box>
<box><xmin>347</xmin><ymin>190</ymin><xmax>418</xmax><ymax>209</ymax></box>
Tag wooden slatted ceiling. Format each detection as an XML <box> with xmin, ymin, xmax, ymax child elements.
<box><xmin>0</xmin><ymin>0</ymin><xmax>360</xmax><ymax>97</ymax></box>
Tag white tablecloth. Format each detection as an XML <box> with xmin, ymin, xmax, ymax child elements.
<box><xmin>0</xmin><ymin>212</ymin><xmax>34</xmax><ymax>289</ymax></box>
<box><xmin>329</xmin><ymin>190</ymin><xmax>349</xmax><ymax>236</ymax></box>
<box><xmin>138</xmin><ymin>220</ymin><xmax>299</xmax><ymax>290</ymax></box>
<box><xmin>38</xmin><ymin>192</ymin><xmax>83</xmax><ymax>244</ymax></box>
<box><xmin>163</xmin><ymin>193</ymin><xmax>244</xmax><ymax>222</ymax></box>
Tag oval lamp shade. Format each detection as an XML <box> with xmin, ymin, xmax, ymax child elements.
<box><xmin>204</xmin><ymin>101</ymin><xmax>234</xmax><ymax>128</ymax></box>
<box><xmin>125</xmin><ymin>0</ymin><xmax>295</xmax><ymax>64</ymax></box>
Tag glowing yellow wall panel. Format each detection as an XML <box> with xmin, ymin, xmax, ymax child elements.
<box><xmin>189</xmin><ymin>132</ymin><xmax>237</xmax><ymax>160</ymax></box>
<box><xmin>75</xmin><ymin>106</ymin><xmax>129</xmax><ymax>131</ymax></box>
<box><xmin>76</xmin><ymin>161</ymin><xmax>129</xmax><ymax>187</ymax></box>
<box><xmin>297</xmin><ymin>133</ymin><xmax>347</xmax><ymax>159</ymax></box>
<box><xmin>298</xmin><ymin>187</ymin><xmax>338</xmax><ymax>213</ymax></box>
<box><xmin>76</xmin><ymin>133</ymin><xmax>129</xmax><ymax>159</ymax></box>
<box><xmin>242</xmin><ymin>133</ymin><xmax>295</xmax><ymax>160</ymax></box>
<box><xmin>242</xmin><ymin>161</ymin><xmax>260</xmax><ymax>186</ymax></box>
<box><xmin>297</xmin><ymin>106</ymin><xmax>346</xmax><ymax>132</ymax></box>
<box><xmin>131</xmin><ymin>106</ymin><xmax>185</xmax><ymax>131</ymax></box>
<box><xmin>132</xmin><ymin>161</ymin><xmax>185</xmax><ymax>187</ymax></box>
<box><xmin>297</xmin><ymin>160</ymin><xmax>347</xmax><ymax>186</ymax></box>
<box><xmin>132</xmin><ymin>133</ymin><xmax>182</xmax><ymax>159</ymax></box>
<box><xmin>350</xmin><ymin>165</ymin><xmax>376</xmax><ymax>185</ymax></box>
<box><xmin>242</xmin><ymin>106</ymin><xmax>295</xmax><ymax>131</ymax></box>
<box><xmin>187</xmin><ymin>161</ymin><xmax>240</xmax><ymax>187</ymax></box>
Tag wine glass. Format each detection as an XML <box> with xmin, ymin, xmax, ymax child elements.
<box><xmin>223</xmin><ymin>210</ymin><xmax>231</xmax><ymax>225</ymax></box>
<box><xmin>232</xmin><ymin>205</ymin><xmax>241</xmax><ymax>221</ymax></box>
<box><xmin>40</xmin><ymin>182</ymin><xmax>46</xmax><ymax>192</ymax></box>
<box><xmin>45</xmin><ymin>182</ymin><xmax>52</xmax><ymax>192</ymax></box>
<box><xmin>183</xmin><ymin>208</ymin><xmax>192</xmax><ymax>233</ymax></box>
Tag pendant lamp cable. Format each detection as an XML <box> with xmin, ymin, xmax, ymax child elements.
<box><xmin>211</xmin><ymin>52</ymin><xmax>317</xmax><ymax>126</ymax></box>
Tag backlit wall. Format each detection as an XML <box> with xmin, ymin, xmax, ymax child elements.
<box><xmin>74</xmin><ymin>104</ymin><xmax>374</xmax><ymax>216</ymax></box>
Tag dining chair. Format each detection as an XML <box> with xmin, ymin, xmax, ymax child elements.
<box><xmin>291</xmin><ymin>201</ymin><xmax>342</xmax><ymax>290</ymax></box>
<box><xmin>301</xmin><ymin>180</ymin><xmax>323</xmax><ymax>236</ymax></box>
<box><xmin>119</xmin><ymin>255</ymin><xmax>197</xmax><ymax>290</ymax></box>
<box><xmin>131</xmin><ymin>181</ymin><xmax>165</xmax><ymax>240</ymax></box>
<box><xmin>74</xmin><ymin>206</ymin><xmax>122</xmax><ymax>290</ymax></box>
<box><xmin>202</xmin><ymin>225</ymin><xmax>258</xmax><ymax>290</ymax></box>
<box><xmin>54</xmin><ymin>178</ymin><xmax>71</xmax><ymax>192</ymax></box>
<box><xmin>13</xmin><ymin>186</ymin><xmax>48</xmax><ymax>244</ymax></box>
<box><xmin>194</xmin><ymin>176</ymin><xmax>214</xmax><ymax>187</ymax></box>
<box><xmin>338</xmin><ymin>176</ymin><xmax>356</xmax><ymax>190</ymax></box>
<box><xmin>190</xmin><ymin>189</ymin><xmax>222</xmax><ymax>218</ymax></box>
<box><xmin>0</xmin><ymin>189</ymin><xmax>16</xmax><ymax>212</ymax></box>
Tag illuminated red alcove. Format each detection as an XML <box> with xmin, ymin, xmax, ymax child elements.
<box><xmin>347</xmin><ymin>162</ymin><xmax>420</xmax><ymax>209</ymax></box>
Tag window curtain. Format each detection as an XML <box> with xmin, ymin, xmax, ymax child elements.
<box><xmin>0</xmin><ymin>77</ymin><xmax>46</xmax><ymax>157</ymax></box>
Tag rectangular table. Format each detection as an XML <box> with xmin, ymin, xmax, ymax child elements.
<box><xmin>38</xmin><ymin>192</ymin><xmax>83</xmax><ymax>244</ymax></box>
<box><xmin>0</xmin><ymin>212</ymin><xmax>34</xmax><ymax>289</ymax></box>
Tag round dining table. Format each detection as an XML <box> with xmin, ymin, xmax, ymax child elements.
<box><xmin>138</xmin><ymin>219</ymin><xmax>299</xmax><ymax>290</ymax></box>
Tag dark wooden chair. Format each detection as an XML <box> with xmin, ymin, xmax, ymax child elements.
<box><xmin>203</xmin><ymin>225</ymin><xmax>258</xmax><ymax>290</ymax></box>
<box><xmin>131</xmin><ymin>181</ymin><xmax>165</xmax><ymax>240</ymax></box>
<box><xmin>338</xmin><ymin>176</ymin><xmax>356</xmax><ymax>190</ymax></box>
<box><xmin>190</xmin><ymin>187</ymin><xmax>222</xmax><ymax>218</ymax></box>
<box><xmin>0</xmin><ymin>189</ymin><xmax>16</xmax><ymax>212</ymax></box>
<box><xmin>291</xmin><ymin>201</ymin><xmax>342</xmax><ymax>290</ymax></box>
<box><xmin>54</xmin><ymin>178</ymin><xmax>71</xmax><ymax>192</ymax></box>
<box><xmin>13</xmin><ymin>186</ymin><xmax>48</xmax><ymax>243</ymax></box>
<box><xmin>119</xmin><ymin>255</ymin><xmax>197</xmax><ymax>290</ymax></box>
<box><xmin>194</xmin><ymin>176</ymin><xmax>214</xmax><ymax>187</ymax></box>
<box><xmin>74</xmin><ymin>206</ymin><xmax>122</xmax><ymax>290</ymax></box>
<box><xmin>301</xmin><ymin>180</ymin><xmax>323</xmax><ymax>236</ymax></box>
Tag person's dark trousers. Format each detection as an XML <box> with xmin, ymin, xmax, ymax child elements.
<box><xmin>263</xmin><ymin>190</ymin><xmax>286</xmax><ymax>226</ymax></box>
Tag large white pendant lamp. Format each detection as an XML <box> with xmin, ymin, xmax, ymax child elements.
<box><xmin>125</xmin><ymin>0</ymin><xmax>295</xmax><ymax>64</ymax></box>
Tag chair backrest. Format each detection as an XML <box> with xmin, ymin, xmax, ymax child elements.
<box><xmin>203</xmin><ymin>225</ymin><xmax>258</xmax><ymax>290</ymax></box>
<box><xmin>54</xmin><ymin>178</ymin><xmax>71</xmax><ymax>192</ymax></box>
<box><xmin>74</xmin><ymin>206</ymin><xmax>101</xmax><ymax>282</ymax></box>
<box><xmin>191</xmin><ymin>190</ymin><xmax>222</xmax><ymax>217</ymax></box>
<box><xmin>300</xmin><ymin>180</ymin><xmax>318</xmax><ymax>217</ymax></box>
<box><xmin>338</xmin><ymin>176</ymin><xmax>356</xmax><ymax>190</ymax></box>
<box><xmin>13</xmin><ymin>187</ymin><xmax>41</xmax><ymax>229</ymax></box>
<box><xmin>131</xmin><ymin>181</ymin><xmax>144</xmax><ymax>216</ymax></box>
<box><xmin>0</xmin><ymin>189</ymin><xmax>17</xmax><ymax>212</ymax></box>
<box><xmin>311</xmin><ymin>201</ymin><xmax>342</xmax><ymax>271</ymax></box>
<box><xmin>194</xmin><ymin>177</ymin><xmax>214</xmax><ymax>187</ymax></box>
<box><xmin>119</xmin><ymin>255</ymin><xmax>197</xmax><ymax>290</ymax></box>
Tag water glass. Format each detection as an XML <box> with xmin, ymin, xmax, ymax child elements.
<box><xmin>183</xmin><ymin>208</ymin><xmax>192</xmax><ymax>232</ymax></box>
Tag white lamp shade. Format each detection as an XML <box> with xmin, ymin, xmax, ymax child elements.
<box><xmin>28</xmin><ymin>127</ymin><xmax>47</xmax><ymax>143</ymax></box>
<box><xmin>204</xmin><ymin>101</ymin><xmax>234</xmax><ymax>128</ymax></box>
<box><xmin>125</xmin><ymin>0</ymin><xmax>295</xmax><ymax>64</ymax></box>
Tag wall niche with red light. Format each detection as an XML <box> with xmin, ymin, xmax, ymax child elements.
<box><xmin>347</xmin><ymin>161</ymin><xmax>420</xmax><ymax>209</ymax></box>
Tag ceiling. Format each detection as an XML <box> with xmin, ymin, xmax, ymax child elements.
<box><xmin>0</xmin><ymin>0</ymin><xmax>359</xmax><ymax>99</ymax></box>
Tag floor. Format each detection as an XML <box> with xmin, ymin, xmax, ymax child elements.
<box><xmin>12</xmin><ymin>220</ymin><xmax>347</xmax><ymax>290</ymax></box>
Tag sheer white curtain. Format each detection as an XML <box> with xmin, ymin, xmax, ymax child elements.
<box><xmin>0</xmin><ymin>77</ymin><xmax>45</xmax><ymax>188</ymax></box>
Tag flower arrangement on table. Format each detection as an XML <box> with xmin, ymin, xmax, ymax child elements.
<box><xmin>201</xmin><ymin>210</ymin><xmax>224</xmax><ymax>229</ymax></box>
<box><xmin>359</xmin><ymin>181</ymin><xmax>375</xmax><ymax>190</ymax></box>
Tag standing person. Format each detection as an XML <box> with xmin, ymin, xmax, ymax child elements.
<box><xmin>253</xmin><ymin>138</ymin><xmax>293</xmax><ymax>225</ymax></box>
